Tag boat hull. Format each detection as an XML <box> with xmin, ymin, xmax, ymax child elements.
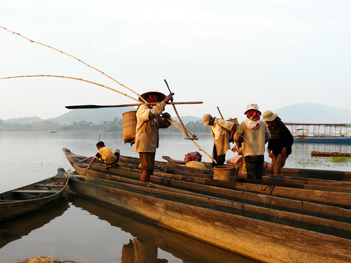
<box><xmin>0</xmin><ymin>168</ymin><xmax>69</xmax><ymax>222</ymax></box>
<box><xmin>67</xmin><ymin>174</ymin><xmax>351</xmax><ymax>263</ymax></box>
<box><xmin>294</xmin><ymin>137</ymin><xmax>351</xmax><ymax>143</ymax></box>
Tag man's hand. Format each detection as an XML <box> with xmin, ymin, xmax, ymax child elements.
<box><xmin>268</xmin><ymin>149</ymin><xmax>274</xmax><ymax>159</ymax></box>
<box><xmin>164</xmin><ymin>93</ymin><xmax>174</xmax><ymax>103</ymax></box>
<box><xmin>162</xmin><ymin>112</ymin><xmax>171</xmax><ymax>120</ymax></box>
<box><xmin>281</xmin><ymin>147</ymin><xmax>287</xmax><ymax>157</ymax></box>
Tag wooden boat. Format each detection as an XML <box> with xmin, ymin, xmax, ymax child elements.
<box><xmin>294</xmin><ymin>136</ymin><xmax>351</xmax><ymax>143</ymax></box>
<box><xmin>0</xmin><ymin>168</ymin><xmax>69</xmax><ymax>222</ymax></box>
<box><xmin>63</xmin><ymin>148</ymin><xmax>351</xmax><ymax>263</ymax></box>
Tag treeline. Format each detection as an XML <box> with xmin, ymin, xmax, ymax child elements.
<box><xmin>0</xmin><ymin>119</ymin><xmax>209</xmax><ymax>133</ymax></box>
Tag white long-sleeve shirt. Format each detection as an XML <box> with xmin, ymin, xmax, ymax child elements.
<box><xmin>210</xmin><ymin>118</ymin><xmax>234</xmax><ymax>155</ymax></box>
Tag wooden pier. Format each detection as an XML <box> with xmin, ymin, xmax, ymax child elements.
<box><xmin>285</xmin><ymin>123</ymin><xmax>351</xmax><ymax>143</ymax></box>
<box><xmin>285</xmin><ymin>123</ymin><xmax>351</xmax><ymax>137</ymax></box>
<box><xmin>311</xmin><ymin>151</ymin><xmax>351</xmax><ymax>157</ymax></box>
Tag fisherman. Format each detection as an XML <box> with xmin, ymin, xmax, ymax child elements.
<box><xmin>134</xmin><ymin>89</ymin><xmax>173</xmax><ymax>182</ymax></box>
<box><xmin>234</xmin><ymin>104</ymin><xmax>271</xmax><ymax>180</ymax></box>
<box><xmin>85</xmin><ymin>141</ymin><xmax>120</xmax><ymax>170</ymax></box>
<box><xmin>263</xmin><ymin>110</ymin><xmax>294</xmax><ymax>175</ymax></box>
<box><xmin>202</xmin><ymin>114</ymin><xmax>235</xmax><ymax>167</ymax></box>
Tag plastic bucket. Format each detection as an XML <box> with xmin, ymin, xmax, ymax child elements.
<box><xmin>122</xmin><ymin>110</ymin><xmax>137</xmax><ymax>144</ymax></box>
<box><xmin>213</xmin><ymin>165</ymin><xmax>238</xmax><ymax>181</ymax></box>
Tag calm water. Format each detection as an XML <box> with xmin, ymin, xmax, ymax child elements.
<box><xmin>0</xmin><ymin>131</ymin><xmax>350</xmax><ymax>262</ymax></box>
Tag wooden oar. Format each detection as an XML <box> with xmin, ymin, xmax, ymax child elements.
<box><xmin>65</xmin><ymin>101</ymin><xmax>203</xmax><ymax>109</ymax></box>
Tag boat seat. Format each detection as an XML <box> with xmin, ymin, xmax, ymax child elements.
<box><xmin>35</xmin><ymin>184</ymin><xmax>64</xmax><ymax>188</ymax></box>
<box><xmin>12</xmin><ymin>190</ymin><xmax>58</xmax><ymax>194</ymax></box>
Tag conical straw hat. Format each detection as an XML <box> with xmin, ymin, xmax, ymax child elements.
<box><xmin>139</xmin><ymin>89</ymin><xmax>166</xmax><ymax>102</ymax></box>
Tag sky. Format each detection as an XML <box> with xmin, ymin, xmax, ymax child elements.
<box><xmin>1</xmin><ymin>0</ymin><xmax>350</xmax><ymax>121</ymax></box>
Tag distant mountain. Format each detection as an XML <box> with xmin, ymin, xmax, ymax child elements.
<box><xmin>2</xmin><ymin>103</ymin><xmax>349</xmax><ymax>127</ymax></box>
<box><xmin>48</xmin><ymin>109</ymin><xmax>201</xmax><ymax>125</ymax></box>
<box><xmin>48</xmin><ymin>107</ymin><xmax>137</xmax><ymax>125</ymax></box>
<box><xmin>3</xmin><ymin>116</ymin><xmax>43</xmax><ymax>124</ymax></box>
<box><xmin>274</xmin><ymin>103</ymin><xmax>351</xmax><ymax>123</ymax></box>
<box><xmin>173</xmin><ymin>115</ymin><xmax>201</xmax><ymax>124</ymax></box>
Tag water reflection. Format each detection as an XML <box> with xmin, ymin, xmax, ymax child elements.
<box><xmin>65</xmin><ymin>192</ymin><xmax>257</xmax><ymax>263</ymax></box>
<box><xmin>0</xmin><ymin>197</ymin><xmax>69</xmax><ymax>249</ymax></box>
<box><xmin>121</xmin><ymin>238</ymin><xmax>168</xmax><ymax>263</ymax></box>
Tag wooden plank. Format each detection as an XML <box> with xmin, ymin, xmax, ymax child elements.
<box><xmin>12</xmin><ymin>190</ymin><xmax>58</xmax><ymax>194</ymax></box>
<box><xmin>35</xmin><ymin>184</ymin><xmax>64</xmax><ymax>188</ymax></box>
<box><xmin>311</xmin><ymin>151</ymin><xmax>351</xmax><ymax>157</ymax></box>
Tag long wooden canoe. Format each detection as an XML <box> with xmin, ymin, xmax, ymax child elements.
<box><xmin>63</xmin><ymin>148</ymin><xmax>351</xmax><ymax>263</ymax></box>
<box><xmin>0</xmin><ymin>168</ymin><xmax>69</xmax><ymax>222</ymax></box>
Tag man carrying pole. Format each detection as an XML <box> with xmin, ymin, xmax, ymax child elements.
<box><xmin>134</xmin><ymin>89</ymin><xmax>173</xmax><ymax>182</ymax></box>
<box><xmin>202</xmin><ymin>114</ymin><xmax>235</xmax><ymax>167</ymax></box>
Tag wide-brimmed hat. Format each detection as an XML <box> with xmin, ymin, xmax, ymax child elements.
<box><xmin>244</xmin><ymin>103</ymin><xmax>261</xmax><ymax>114</ymax></box>
<box><xmin>202</xmin><ymin>113</ymin><xmax>213</xmax><ymax>127</ymax></box>
<box><xmin>263</xmin><ymin>110</ymin><xmax>278</xmax><ymax>122</ymax></box>
<box><xmin>139</xmin><ymin>89</ymin><xmax>166</xmax><ymax>102</ymax></box>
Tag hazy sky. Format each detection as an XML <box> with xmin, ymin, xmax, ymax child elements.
<box><xmin>1</xmin><ymin>0</ymin><xmax>350</xmax><ymax>121</ymax></box>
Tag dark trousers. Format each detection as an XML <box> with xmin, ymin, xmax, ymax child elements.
<box><xmin>244</xmin><ymin>155</ymin><xmax>264</xmax><ymax>180</ymax></box>
<box><xmin>212</xmin><ymin>145</ymin><xmax>226</xmax><ymax>167</ymax></box>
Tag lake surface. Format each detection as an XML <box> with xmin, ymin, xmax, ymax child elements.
<box><xmin>0</xmin><ymin>131</ymin><xmax>350</xmax><ymax>262</ymax></box>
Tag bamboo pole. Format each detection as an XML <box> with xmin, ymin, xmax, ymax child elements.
<box><xmin>169</xmin><ymin>117</ymin><xmax>197</xmax><ymax>139</ymax></box>
<box><xmin>0</xmin><ymin>75</ymin><xmax>140</xmax><ymax>102</ymax></box>
<box><xmin>164</xmin><ymin>79</ymin><xmax>190</xmax><ymax>137</ymax></box>
<box><xmin>0</xmin><ymin>26</ymin><xmax>148</xmax><ymax>104</ymax></box>
<box><xmin>217</xmin><ymin>106</ymin><xmax>224</xmax><ymax>119</ymax></box>
<box><xmin>0</xmin><ymin>27</ymin><xmax>211</xmax><ymax>158</ymax></box>
<box><xmin>168</xmin><ymin>118</ymin><xmax>216</xmax><ymax>163</ymax></box>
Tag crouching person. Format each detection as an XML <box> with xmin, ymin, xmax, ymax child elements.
<box><xmin>85</xmin><ymin>141</ymin><xmax>120</xmax><ymax>171</ymax></box>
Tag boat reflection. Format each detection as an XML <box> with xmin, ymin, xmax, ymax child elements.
<box><xmin>65</xmin><ymin>192</ymin><xmax>257</xmax><ymax>263</ymax></box>
<box><xmin>0</xmin><ymin>196</ymin><xmax>69</xmax><ymax>249</ymax></box>
<box><xmin>121</xmin><ymin>238</ymin><xmax>168</xmax><ymax>263</ymax></box>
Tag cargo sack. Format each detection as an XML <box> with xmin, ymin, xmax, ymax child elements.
<box><xmin>227</xmin><ymin>118</ymin><xmax>239</xmax><ymax>143</ymax></box>
<box><xmin>185</xmin><ymin>161</ymin><xmax>207</xmax><ymax>170</ymax></box>
<box><xmin>184</xmin><ymin>151</ymin><xmax>202</xmax><ymax>163</ymax></box>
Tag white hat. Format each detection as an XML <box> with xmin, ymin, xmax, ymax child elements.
<box><xmin>263</xmin><ymin>110</ymin><xmax>278</xmax><ymax>122</ymax></box>
<box><xmin>202</xmin><ymin>114</ymin><xmax>212</xmax><ymax>126</ymax></box>
<box><xmin>139</xmin><ymin>89</ymin><xmax>166</xmax><ymax>102</ymax></box>
<box><xmin>244</xmin><ymin>103</ymin><xmax>261</xmax><ymax>114</ymax></box>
